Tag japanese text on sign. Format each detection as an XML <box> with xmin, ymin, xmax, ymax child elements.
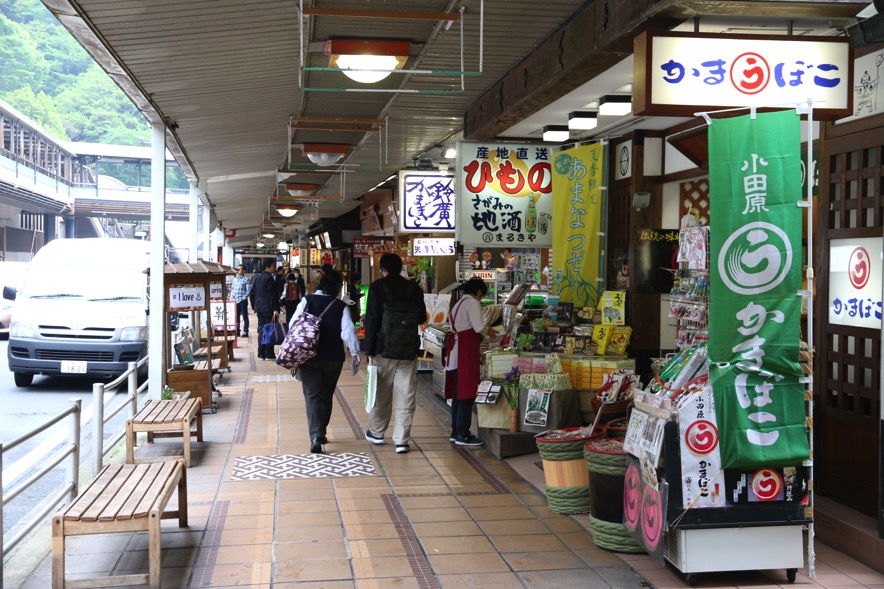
<box><xmin>399</xmin><ymin>172</ymin><xmax>456</xmax><ymax>233</ymax></box>
<box><xmin>457</xmin><ymin>141</ymin><xmax>553</xmax><ymax>247</ymax></box>
<box><xmin>412</xmin><ymin>237</ymin><xmax>455</xmax><ymax>257</ymax></box>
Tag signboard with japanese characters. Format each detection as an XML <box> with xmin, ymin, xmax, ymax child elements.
<box><xmin>457</xmin><ymin>141</ymin><xmax>553</xmax><ymax>247</ymax></box>
<box><xmin>398</xmin><ymin>171</ymin><xmax>455</xmax><ymax>233</ymax></box>
<box><xmin>353</xmin><ymin>237</ymin><xmax>386</xmax><ymax>259</ymax></box>
<box><xmin>412</xmin><ymin>237</ymin><xmax>456</xmax><ymax>257</ymax></box>
<box><xmin>633</xmin><ymin>31</ymin><xmax>852</xmax><ymax>119</ymax></box>
<box><xmin>678</xmin><ymin>386</ymin><xmax>725</xmax><ymax>509</ymax></box>
<box><xmin>828</xmin><ymin>237</ymin><xmax>882</xmax><ymax>329</ymax></box>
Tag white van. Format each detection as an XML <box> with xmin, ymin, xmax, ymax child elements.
<box><xmin>6</xmin><ymin>238</ymin><xmax>151</xmax><ymax>387</ymax></box>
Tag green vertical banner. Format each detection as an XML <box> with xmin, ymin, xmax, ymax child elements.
<box><xmin>707</xmin><ymin>110</ymin><xmax>809</xmax><ymax>469</ymax></box>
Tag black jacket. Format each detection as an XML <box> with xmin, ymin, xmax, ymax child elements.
<box><xmin>364</xmin><ymin>273</ymin><xmax>426</xmax><ymax>357</ymax></box>
<box><xmin>250</xmin><ymin>270</ymin><xmax>280</xmax><ymax>314</ymax></box>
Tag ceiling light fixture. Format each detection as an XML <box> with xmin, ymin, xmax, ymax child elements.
<box><xmin>262</xmin><ymin>231</ymin><xmax>275</xmax><ymax>239</ymax></box>
<box><xmin>542</xmin><ymin>125</ymin><xmax>570</xmax><ymax>142</ymax></box>
<box><xmin>285</xmin><ymin>182</ymin><xmax>318</xmax><ymax>197</ymax></box>
<box><xmin>327</xmin><ymin>39</ymin><xmax>410</xmax><ymax>84</ymax></box>
<box><xmin>302</xmin><ymin>143</ymin><xmax>348</xmax><ymax>167</ymax></box>
<box><xmin>568</xmin><ymin>111</ymin><xmax>598</xmax><ymax>130</ymax></box>
<box><xmin>276</xmin><ymin>204</ymin><xmax>301</xmax><ymax>218</ymax></box>
<box><xmin>443</xmin><ymin>145</ymin><xmax>457</xmax><ymax>159</ymax></box>
<box><xmin>599</xmin><ymin>95</ymin><xmax>632</xmax><ymax>116</ymax></box>
<box><xmin>256</xmin><ymin>241</ymin><xmax>265</xmax><ymax>248</ymax></box>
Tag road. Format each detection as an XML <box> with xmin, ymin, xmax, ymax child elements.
<box><xmin>1</xmin><ymin>339</ymin><xmax>137</xmax><ymax>536</ymax></box>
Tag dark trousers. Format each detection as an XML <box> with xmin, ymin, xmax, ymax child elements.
<box><xmin>236</xmin><ymin>299</ymin><xmax>249</xmax><ymax>334</ymax></box>
<box><xmin>449</xmin><ymin>370</ymin><xmax>475</xmax><ymax>439</ymax></box>
<box><xmin>299</xmin><ymin>357</ymin><xmax>344</xmax><ymax>439</ymax></box>
<box><xmin>285</xmin><ymin>299</ymin><xmax>299</xmax><ymax>325</ymax></box>
<box><xmin>256</xmin><ymin>311</ymin><xmax>274</xmax><ymax>359</ymax></box>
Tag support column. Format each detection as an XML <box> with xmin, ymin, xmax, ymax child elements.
<box><xmin>201</xmin><ymin>191</ymin><xmax>212</xmax><ymax>261</ymax></box>
<box><xmin>188</xmin><ymin>180</ymin><xmax>201</xmax><ymax>263</ymax></box>
<box><xmin>148</xmin><ymin>123</ymin><xmax>167</xmax><ymax>399</ymax></box>
<box><xmin>43</xmin><ymin>214</ymin><xmax>56</xmax><ymax>244</ymax></box>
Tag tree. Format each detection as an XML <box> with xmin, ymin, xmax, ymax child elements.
<box><xmin>3</xmin><ymin>87</ymin><xmax>68</xmax><ymax>139</ymax></box>
<box><xmin>0</xmin><ymin>14</ymin><xmax>47</xmax><ymax>94</ymax></box>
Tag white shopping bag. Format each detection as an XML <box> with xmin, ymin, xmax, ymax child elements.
<box><xmin>364</xmin><ymin>363</ymin><xmax>378</xmax><ymax>413</ymax></box>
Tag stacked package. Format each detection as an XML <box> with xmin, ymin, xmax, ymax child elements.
<box><xmin>519</xmin><ymin>372</ymin><xmax>572</xmax><ymax>391</ymax></box>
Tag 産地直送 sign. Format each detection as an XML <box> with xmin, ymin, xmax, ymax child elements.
<box><xmin>456</xmin><ymin>142</ymin><xmax>553</xmax><ymax>247</ymax></box>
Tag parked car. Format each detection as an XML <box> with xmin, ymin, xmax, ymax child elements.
<box><xmin>0</xmin><ymin>261</ymin><xmax>29</xmax><ymax>338</ymax></box>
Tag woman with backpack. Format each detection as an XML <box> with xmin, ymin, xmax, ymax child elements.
<box><xmin>283</xmin><ymin>271</ymin><xmax>301</xmax><ymax>324</ymax></box>
<box><xmin>290</xmin><ymin>268</ymin><xmax>360</xmax><ymax>453</ymax></box>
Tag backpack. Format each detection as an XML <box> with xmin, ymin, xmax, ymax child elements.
<box><xmin>286</xmin><ymin>281</ymin><xmax>300</xmax><ymax>301</ymax></box>
<box><xmin>379</xmin><ymin>281</ymin><xmax>423</xmax><ymax>360</ymax></box>
<box><xmin>275</xmin><ymin>296</ymin><xmax>335</xmax><ymax>370</ymax></box>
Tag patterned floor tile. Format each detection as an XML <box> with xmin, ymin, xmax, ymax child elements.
<box><xmin>231</xmin><ymin>453</ymin><xmax>375</xmax><ymax>480</ymax></box>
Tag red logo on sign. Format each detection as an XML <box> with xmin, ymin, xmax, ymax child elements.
<box><xmin>751</xmin><ymin>469</ymin><xmax>782</xmax><ymax>501</ymax></box>
<box><xmin>730</xmin><ymin>53</ymin><xmax>770</xmax><ymax>95</ymax></box>
<box><xmin>684</xmin><ymin>420</ymin><xmax>718</xmax><ymax>455</ymax></box>
<box><xmin>848</xmin><ymin>247</ymin><xmax>870</xmax><ymax>290</ymax></box>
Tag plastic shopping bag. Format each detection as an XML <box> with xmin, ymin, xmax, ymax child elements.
<box><xmin>364</xmin><ymin>363</ymin><xmax>377</xmax><ymax>413</ymax></box>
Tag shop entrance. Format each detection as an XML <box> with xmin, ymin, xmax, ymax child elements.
<box><xmin>817</xmin><ymin>113</ymin><xmax>884</xmax><ymax>518</ymax></box>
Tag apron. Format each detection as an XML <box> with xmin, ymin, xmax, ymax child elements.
<box><xmin>444</xmin><ymin>298</ymin><xmax>483</xmax><ymax>401</ymax></box>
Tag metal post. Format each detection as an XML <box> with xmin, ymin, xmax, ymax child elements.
<box><xmin>1</xmin><ymin>440</ymin><xmax>4</xmax><ymax>580</ymax></box>
<box><xmin>127</xmin><ymin>361</ymin><xmax>138</xmax><ymax>403</ymax></box>
<box><xmin>92</xmin><ymin>383</ymin><xmax>105</xmax><ymax>474</ymax></box>
<box><xmin>148</xmin><ymin>123</ymin><xmax>167</xmax><ymax>400</ymax></box>
<box><xmin>68</xmin><ymin>398</ymin><xmax>81</xmax><ymax>502</ymax></box>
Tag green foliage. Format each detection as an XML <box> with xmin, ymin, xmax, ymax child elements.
<box><xmin>3</xmin><ymin>86</ymin><xmax>68</xmax><ymax>139</ymax></box>
<box><xmin>0</xmin><ymin>14</ymin><xmax>47</xmax><ymax>94</ymax></box>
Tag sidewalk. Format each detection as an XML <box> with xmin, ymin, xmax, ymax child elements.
<box><xmin>7</xmin><ymin>332</ymin><xmax>884</xmax><ymax>588</ymax></box>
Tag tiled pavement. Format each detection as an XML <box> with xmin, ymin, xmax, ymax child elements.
<box><xmin>7</xmin><ymin>332</ymin><xmax>884</xmax><ymax>589</ymax></box>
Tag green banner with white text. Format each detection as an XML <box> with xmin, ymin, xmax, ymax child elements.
<box><xmin>707</xmin><ymin>110</ymin><xmax>808</xmax><ymax>469</ymax></box>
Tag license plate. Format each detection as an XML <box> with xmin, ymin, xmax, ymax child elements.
<box><xmin>61</xmin><ymin>361</ymin><xmax>87</xmax><ymax>374</ymax></box>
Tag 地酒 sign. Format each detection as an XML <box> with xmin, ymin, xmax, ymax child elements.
<box><xmin>633</xmin><ymin>31</ymin><xmax>852</xmax><ymax>119</ymax></box>
<box><xmin>168</xmin><ymin>285</ymin><xmax>206</xmax><ymax>311</ymax></box>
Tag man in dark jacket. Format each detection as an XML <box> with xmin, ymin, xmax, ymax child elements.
<box><xmin>249</xmin><ymin>259</ymin><xmax>280</xmax><ymax>360</ymax></box>
<box><xmin>363</xmin><ymin>253</ymin><xmax>427</xmax><ymax>454</ymax></box>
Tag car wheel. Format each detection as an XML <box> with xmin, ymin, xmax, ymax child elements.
<box><xmin>13</xmin><ymin>372</ymin><xmax>33</xmax><ymax>387</ymax></box>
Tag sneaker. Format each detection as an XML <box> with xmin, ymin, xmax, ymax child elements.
<box><xmin>449</xmin><ymin>431</ymin><xmax>457</xmax><ymax>442</ymax></box>
<box><xmin>455</xmin><ymin>435</ymin><xmax>484</xmax><ymax>447</ymax></box>
<box><xmin>364</xmin><ymin>430</ymin><xmax>384</xmax><ymax>445</ymax></box>
<box><xmin>395</xmin><ymin>444</ymin><xmax>410</xmax><ymax>454</ymax></box>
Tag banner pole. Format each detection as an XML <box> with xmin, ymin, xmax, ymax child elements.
<box><xmin>802</xmin><ymin>98</ymin><xmax>816</xmax><ymax>579</ymax></box>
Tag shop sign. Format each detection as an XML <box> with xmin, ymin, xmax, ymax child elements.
<box><xmin>456</xmin><ymin>141</ymin><xmax>553</xmax><ymax>247</ymax></box>
<box><xmin>707</xmin><ymin>110</ymin><xmax>809</xmax><ymax>470</ymax></box>
<box><xmin>168</xmin><ymin>284</ymin><xmax>206</xmax><ymax>311</ymax></box>
<box><xmin>353</xmin><ymin>237</ymin><xmax>385</xmax><ymax>258</ymax></box>
<box><xmin>633</xmin><ymin>31</ymin><xmax>852</xmax><ymax>119</ymax></box>
<box><xmin>836</xmin><ymin>47</ymin><xmax>884</xmax><ymax>125</ymax></box>
<box><xmin>828</xmin><ymin>237</ymin><xmax>882</xmax><ymax>329</ymax></box>
<box><xmin>677</xmin><ymin>386</ymin><xmax>725</xmax><ymax>509</ymax></box>
<box><xmin>209</xmin><ymin>281</ymin><xmax>223</xmax><ymax>300</ymax></box>
<box><xmin>551</xmin><ymin>143</ymin><xmax>605</xmax><ymax>307</ymax></box>
<box><xmin>398</xmin><ymin>171</ymin><xmax>456</xmax><ymax>233</ymax></box>
<box><xmin>210</xmin><ymin>301</ymin><xmax>235</xmax><ymax>328</ymax></box>
<box><xmin>467</xmin><ymin>270</ymin><xmax>496</xmax><ymax>280</ymax></box>
<box><xmin>412</xmin><ymin>237</ymin><xmax>455</xmax><ymax>257</ymax></box>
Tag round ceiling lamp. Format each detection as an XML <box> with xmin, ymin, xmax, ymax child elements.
<box><xmin>327</xmin><ymin>39</ymin><xmax>410</xmax><ymax>84</ymax></box>
<box><xmin>306</xmin><ymin>152</ymin><xmax>344</xmax><ymax>166</ymax></box>
<box><xmin>276</xmin><ymin>204</ymin><xmax>300</xmax><ymax>218</ymax></box>
<box><xmin>301</xmin><ymin>144</ymin><xmax>349</xmax><ymax>167</ymax></box>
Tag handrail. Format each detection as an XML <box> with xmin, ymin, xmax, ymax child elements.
<box><xmin>1</xmin><ymin>399</ymin><xmax>81</xmax><ymax>558</ymax></box>
<box><xmin>93</xmin><ymin>357</ymin><xmax>149</xmax><ymax>474</ymax></box>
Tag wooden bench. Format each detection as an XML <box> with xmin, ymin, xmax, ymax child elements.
<box><xmin>52</xmin><ymin>460</ymin><xmax>188</xmax><ymax>589</ymax></box>
<box><xmin>125</xmin><ymin>398</ymin><xmax>203</xmax><ymax>467</ymax></box>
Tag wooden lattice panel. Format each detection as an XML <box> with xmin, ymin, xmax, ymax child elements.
<box><xmin>680</xmin><ymin>178</ymin><xmax>710</xmax><ymax>225</ymax></box>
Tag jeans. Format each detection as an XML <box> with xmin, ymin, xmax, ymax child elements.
<box><xmin>449</xmin><ymin>370</ymin><xmax>475</xmax><ymax>439</ymax></box>
<box><xmin>236</xmin><ymin>299</ymin><xmax>249</xmax><ymax>334</ymax></box>
<box><xmin>256</xmin><ymin>311</ymin><xmax>274</xmax><ymax>359</ymax></box>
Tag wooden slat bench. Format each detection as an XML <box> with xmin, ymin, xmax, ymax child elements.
<box><xmin>125</xmin><ymin>398</ymin><xmax>203</xmax><ymax>467</ymax></box>
<box><xmin>52</xmin><ymin>460</ymin><xmax>188</xmax><ymax>589</ymax></box>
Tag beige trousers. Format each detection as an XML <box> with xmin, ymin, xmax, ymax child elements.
<box><xmin>367</xmin><ymin>357</ymin><xmax>417</xmax><ymax>446</ymax></box>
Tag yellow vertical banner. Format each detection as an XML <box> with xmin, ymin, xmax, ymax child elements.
<box><xmin>551</xmin><ymin>143</ymin><xmax>605</xmax><ymax>308</ymax></box>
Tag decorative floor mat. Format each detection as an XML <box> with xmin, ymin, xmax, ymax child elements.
<box><xmin>231</xmin><ymin>452</ymin><xmax>375</xmax><ymax>480</ymax></box>
<box><xmin>251</xmin><ymin>374</ymin><xmax>298</xmax><ymax>382</ymax></box>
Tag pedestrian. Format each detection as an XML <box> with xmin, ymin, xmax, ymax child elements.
<box><xmin>249</xmin><ymin>259</ymin><xmax>280</xmax><ymax>360</ymax></box>
<box><xmin>292</xmin><ymin>268</ymin><xmax>306</xmax><ymax>302</ymax></box>
<box><xmin>283</xmin><ymin>271</ymin><xmax>301</xmax><ymax>324</ymax></box>
<box><xmin>363</xmin><ymin>253</ymin><xmax>427</xmax><ymax>454</ymax></box>
<box><xmin>347</xmin><ymin>271</ymin><xmax>363</xmax><ymax>325</ymax></box>
<box><xmin>291</xmin><ymin>268</ymin><xmax>360</xmax><ymax>453</ymax></box>
<box><xmin>274</xmin><ymin>266</ymin><xmax>287</xmax><ymax>302</ymax></box>
<box><xmin>444</xmin><ymin>278</ymin><xmax>498</xmax><ymax>446</ymax></box>
<box><xmin>231</xmin><ymin>265</ymin><xmax>251</xmax><ymax>337</ymax></box>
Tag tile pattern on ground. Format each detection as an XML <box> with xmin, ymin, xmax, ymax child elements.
<box><xmin>231</xmin><ymin>453</ymin><xmax>376</xmax><ymax>480</ymax></box>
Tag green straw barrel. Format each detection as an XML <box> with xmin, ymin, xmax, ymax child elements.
<box><xmin>535</xmin><ymin>426</ymin><xmax>605</xmax><ymax>514</ymax></box>
<box><xmin>583</xmin><ymin>438</ymin><xmax>643</xmax><ymax>553</ymax></box>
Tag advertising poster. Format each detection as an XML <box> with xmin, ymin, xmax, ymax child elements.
<box><xmin>678</xmin><ymin>386</ymin><xmax>725</xmax><ymax>509</ymax></box>
<box><xmin>707</xmin><ymin>110</ymin><xmax>809</xmax><ymax>469</ymax></box>
<box><xmin>828</xmin><ymin>237</ymin><xmax>882</xmax><ymax>329</ymax></box>
<box><xmin>456</xmin><ymin>141</ymin><xmax>553</xmax><ymax>247</ymax></box>
<box><xmin>550</xmin><ymin>143</ymin><xmax>606</xmax><ymax>307</ymax></box>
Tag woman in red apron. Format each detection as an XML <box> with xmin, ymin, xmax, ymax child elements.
<box><xmin>444</xmin><ymin>278</ymin><xmax>497</xmax><ymax>446</ymax></box>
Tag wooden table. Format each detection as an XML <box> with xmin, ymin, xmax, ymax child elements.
<box><xmin>125</xmin><ymin>398</ymin><xmax>203</xmax><ymax>467</ymax></box>
<box><xmin>52</xmin><ymin>460</ymin><xmax>188</xmax><ymax>589</ymax></box>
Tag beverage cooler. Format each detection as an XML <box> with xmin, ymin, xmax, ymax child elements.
<box><xmin>464</xmin><ymin>270</ymin><xmax>498</xmax><ymax>305</ymax></box>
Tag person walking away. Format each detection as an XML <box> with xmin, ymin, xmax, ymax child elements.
<box><xmin>363</xmin><ymin>253</ymin><xmax>427</xmax><ymax>454</ymax></box>
<box><xmin>347</xmin><ymin>272</ymin><xmax>363</xmax><ymax>325</ymax></box>
<box><xmin>283</xmin><ymin>271</ymin><xmax>301</xmax><ymax>324</ymax></box>
<box><xmin>231</xmin><ymin>265</ymin><xmax>251</xmax><ymax>337</ymax></box>
<box><xmin>291</xmin><ymin>269</ymin><xmax>360</xmax><ymax>453</ymax></box>
<box><xmin>274</xmin><ymin>266</ymin><xmax>287</xmax><ymax>302</ymax></box>
<box><xmin>249</xmin><ymin>259</ymin><xmax>280</xmax><ymax>360</ymax></box>
<box><xmin>444</xmin><ymin>278</ymin><xmax>498</xmax><ymax>446</ymax></box>
<box><xmin>293</xmin><ymin>269</ymin><xmax>306</xmax><ymax>303</ymax></box>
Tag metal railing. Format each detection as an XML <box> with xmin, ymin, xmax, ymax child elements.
<box><xmin>1</xmin><ymin>399</ymin><xmax>81</xmax><ymax>562</ymax></box>
<box><xmin>92</xmin><ymin>358</ymin><xmax>149</xmax><ymax>474</ymax></box>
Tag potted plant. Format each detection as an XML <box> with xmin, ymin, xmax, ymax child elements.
<box><xmin>499</xmin><ymin>367</ymin><xmax>521</xmax><ymax>432</ymax></box>
<box><xmin>161</xmin><ymin>385</ymin><xmax>175</xmax><ymax>400</ymax></box>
